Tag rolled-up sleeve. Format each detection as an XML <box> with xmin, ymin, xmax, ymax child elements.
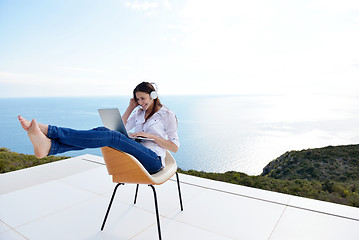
<box><xmin>166</xmin><ymin>111</ymin><xmax>180</xmax><ymax>147</ymax></box>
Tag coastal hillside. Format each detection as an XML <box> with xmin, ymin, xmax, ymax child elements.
<box><xmin>180</xmin><ymin>144</ymin><xmax>359</xmax><ymax>208</ymax></box>
<box><xmin>261</xmin><ymin>144</ymin><xmax>359</xmax><ymax>182</ymax></box>
<box><xmin>2</xmin><ymin>145</ymin><xmax>359</xmax><ymax>208</ymax></box>
<box><xmin>0</xmin><ymin>148</ymin><xmax>69</xmax><ymax>173</ymax></box>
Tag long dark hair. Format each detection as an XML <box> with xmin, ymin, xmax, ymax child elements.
<box><xmin>133</xmin><ymin>82</ymin><xmax>163</xmax><ymax>121</ymax></box>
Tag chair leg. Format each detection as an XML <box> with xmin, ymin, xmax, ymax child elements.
<box><xmin>101</xmin><ymin>183</ymin><xmax>123</xmax><ymax>231</ymax></box>
<box><xmin>134</xmin><ymin>184</ymin><xmax>139</xmax><ymax>204</ymax></box>
<box><xmin>149</xmin><ymin>185</ymin><xmax>162</xmax><ymax>240</ymax></box>
<box><xmin>175</xmin><ymin>172</ymin><xmax>184</xmax><ymax>211</ymax></box>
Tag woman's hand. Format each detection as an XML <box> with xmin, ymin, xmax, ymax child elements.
<box><xmin>129</xmin><ymin>97</ymin><xmax>139</xmax><ymax>110</ymax></box>
<box><xmin>122</xmin><ymin>98</ymin><xmax>139</xmax><ymax>125</ymax></box>
<box><xmin>130</xmin><ymin>132</ymin><xmax>155</xmax><ymax>139</ymax></box>
<box><xmin>130</xmin><ymin>132</ymin><xmax>179</xmax><ymax>153</ymax></box>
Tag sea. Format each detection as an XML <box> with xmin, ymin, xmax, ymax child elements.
<box><xmin>1</xmin><ymin>94</ymin><xmax>359</xmax><ymax>175</ymax></box>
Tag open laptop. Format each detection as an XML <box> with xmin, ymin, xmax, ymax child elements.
<box><xmin>98</xmin><ymin>108</ymin><xmax>154</xmax><ymax>141</ymax></box>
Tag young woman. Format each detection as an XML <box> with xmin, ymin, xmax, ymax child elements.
<box><xmin>18</xmin><ymin>82</ymin><xmax>179</xmax><ymax>174</ymax></box>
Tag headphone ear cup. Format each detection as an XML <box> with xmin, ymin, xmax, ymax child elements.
<box><xmin>150</xmin><ymin>91</ymin><xmax>158</xmax><ymax>99</ymax></box>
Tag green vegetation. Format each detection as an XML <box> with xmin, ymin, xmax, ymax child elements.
<box><xmin>0</xmin><ymin>148</ymin><xmax>69</xmax><ymax>173</ymax></box>
<box><xmin>2</xmin><ymin>144</ymin><xmax>359</xmax><ymax>208</ymax></box>
<box><xmin>179</xmin><ymin>144</ymin><xmax>359</xmax><ymax>208</ymax></box>
<box><xmin>262</xmin><ymin>144</ymin><xmax>359</xmax><ymax>182</ymax></box>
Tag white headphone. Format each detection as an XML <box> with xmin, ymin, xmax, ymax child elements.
<box><xmin>149</xmin><ymin>82</ymin><xmax>158</xmax><ymax>99</ymax></box>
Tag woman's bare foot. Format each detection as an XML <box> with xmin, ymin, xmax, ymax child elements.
<box><xmin>18</xmin><ymin>115</ymin><xmax>31</xmax><ymax>131</ymax></box>
<box><xmin>18</xmin><ymin>115</ymin><xmax>48</xmax><ymax>135</ymax></box>
<box><xmin>27</xmin><ymin>119</ymin><xmax>51</xmax><ymax>159</ymax></box>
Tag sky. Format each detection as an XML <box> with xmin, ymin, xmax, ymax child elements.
<box><xmin>0</xmin><ymin>0</ymin><xmax>358</xmax><ymax>97</ymax></box>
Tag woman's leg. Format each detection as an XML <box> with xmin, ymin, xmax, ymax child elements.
<box><xmin>48</xmin><ymin>126</ymin><xmax>162</xmax><ymax>173</ymax></box>
<box><xmin>19</xmin><ymin>116</ymin><xmax>85</xmax><ymax>157</ymax></box>
<box><xmin>19</xmin><ymin>116</ymin><xmax>162</xmax><ymax>173</ymax></box>
<box><xmin>47</xmin><ymin>126</ymin><xmax>111</xmax><ymax>154</ymax></box>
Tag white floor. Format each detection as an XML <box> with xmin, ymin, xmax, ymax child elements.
<box><xmin>1</xmin><ymin>154</ymin><xmax>359</xmax><ymax>240</ymax></box>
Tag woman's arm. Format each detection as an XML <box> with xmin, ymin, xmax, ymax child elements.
<box><xmin>122</xmin><ymin>98</ymin><xmax>138</xmax><ymax>125</ymax></box>
<box><xmin>154</xmin><ymin>136</ymin><xmax>179</xmax><ymax>153</ymax></box>
<box><xmin>130</xmin><ymin>132</ymin><xmax>179</xmax><ymax>153</ymax></box>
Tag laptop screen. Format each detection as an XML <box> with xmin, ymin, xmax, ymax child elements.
<box><xmin>98</xmin><ymin>108</ymin><xmax>129</xmax><ymax>138</ymax></box>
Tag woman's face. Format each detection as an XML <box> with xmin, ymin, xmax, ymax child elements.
<box><xmin>135</xmin><ymin>91</ymin><xmax>154</xmax><ymax>110</ymax></box>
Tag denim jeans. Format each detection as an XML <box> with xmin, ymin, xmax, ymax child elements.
<box><xmin>47</xmin><ymin>126</ymin><xmax>162</xmax><ymax>174</ymax></box>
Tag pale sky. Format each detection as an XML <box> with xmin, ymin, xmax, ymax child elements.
<box><xmin>0</xmin><ymin>0</ymin><xmax>358</xmax><ymax>97</ymax></box>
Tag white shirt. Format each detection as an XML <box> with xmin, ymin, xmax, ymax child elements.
<box><xmin>125</xmin><ymin>106</ymin><xmax>180</xmax><ymax>167</ymax></box>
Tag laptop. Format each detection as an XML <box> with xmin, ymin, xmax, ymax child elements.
<box><xmin>98</xmin><ymin>108</ymin><xmax>154</xmax><ymax>141</ymax></box>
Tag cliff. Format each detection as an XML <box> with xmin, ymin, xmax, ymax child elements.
<box><xmin>261</xmin><ymin>144</ymin><xmax>359</xmax><ymax>182</ymax></box>
<box><xmin>180</xmin><ymin>144</ymin><xmax>359</xmax><ymax>208</ymax></box>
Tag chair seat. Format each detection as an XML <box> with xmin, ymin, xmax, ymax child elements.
<box><xmin>101</xmin><ymin>147</ymin><xmax>177</xmax><ymax>185</ymax></box>
<box><xmin>100</xmin><ymin>146</ymin><xmax>183</xmax><ymax>239</ymax></box>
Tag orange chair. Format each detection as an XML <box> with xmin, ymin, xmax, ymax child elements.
<box><xmin>100</xmin><ymin>147</ymin><xmax>183</xmax><ymax>240</ymax></box>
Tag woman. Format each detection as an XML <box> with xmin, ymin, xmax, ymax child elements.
<box><xmin>18</xmin><ymin>82</ymin><xmax>179</xmax><ymax>174</ymax></box>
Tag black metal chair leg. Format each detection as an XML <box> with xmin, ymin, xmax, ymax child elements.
<box><xmin>134</xmin><ymin>184</ymin><xmax>139</xmax><ymax>204</ymax></box>
<box><xmin>149</xmin><ymin>185</ymin><xmax>162</xmax><ymax>240</ymax></box>
<box><xmin>101</xmin><ymin>183</ymin><xmax>123</xmax><ymax>231</ymax></box>
<box><xmin>175</xmin><ymin>172</ymin><xmax>184</xmax><ymax>211</ymax></box>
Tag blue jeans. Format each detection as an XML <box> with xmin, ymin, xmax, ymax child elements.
<box><xmin>47</xmin><ymin>126</ymin><xmax>162</xmax><ymax>174</ymax></box>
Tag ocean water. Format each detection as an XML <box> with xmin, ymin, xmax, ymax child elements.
<box><xmin>1</xmin><ymin>94</ymin><xmax>359</xmax><ymax>175</ymax></box>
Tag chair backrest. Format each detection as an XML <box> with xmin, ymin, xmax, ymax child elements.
<box><xmin>101</xmin><ymin>147</ymin><xmax>177</xmax><ymax>185</ymax></box>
